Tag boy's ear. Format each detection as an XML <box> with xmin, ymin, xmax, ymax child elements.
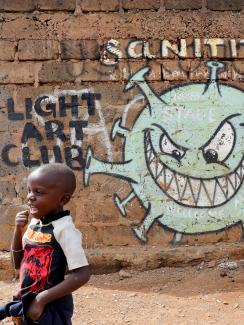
<box><xmin>61</xmin><ymin>193</ymin><xmax>71</xmax><ymax>206</ymax></box>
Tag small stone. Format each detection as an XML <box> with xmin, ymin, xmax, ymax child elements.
<box><xmin>220</xmin><ymin>269</ymin><xmax>228</xmax><ymax>277</ymax></box>
<box><xmin>208</xmin><ymin>261</ymin><xmax>216</xmax><ymax>268</ymax></box>
<box><xmin>218</xmin><ymin>261</ymin><xmax>239</xmax><ymax>270</ymax></box>
<box><xmin>119</xmin><ymin>270</ymin><xmax>132</xmax><ymax>279</ymax></box>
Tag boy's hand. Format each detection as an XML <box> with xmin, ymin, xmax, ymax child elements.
<box><xmin>27</xmin><ymin>296</ymin><xmax>45</xmax><ymax>321</ymax></box>
<box><xmin>15</xmin><ymin>210</ymin><xmax>29</xmax><ymax>230</ymax></box>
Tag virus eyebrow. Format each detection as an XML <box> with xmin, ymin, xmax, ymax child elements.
<box><xmin>240</xmin><ymin>123</ymin><xmax>244</xmax><ymax>127</ymax></box>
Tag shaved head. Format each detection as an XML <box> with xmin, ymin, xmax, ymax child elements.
<box><xmin>29</xmin><ymin>163</ymin><xmax>76</xmax><ymax>196</ymax></box>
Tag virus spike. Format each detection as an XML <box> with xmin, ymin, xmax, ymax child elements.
<box><xmin>124</xmin><ymin>66</ymin><xmax>150</xmax><ymax>91</ymax></box>
<box><xmin>111</xmin><ymin>117</ymin><xmax>130</xmax><ymax>141</ymax></box>
<box><xmin>206</xmin><ymin>61</ymin><xmax>225</xmax><ymax>81</ymax></box>
<box><xmin>203</xmin><ymin>60</ymin><xmax>226</xmax><ymax>96</ymax></box>
<box><xmin>83</xmin><ymin>146</ymin><xmax>137</xmax><ymax>187</ymax></box>
<box><xmin>124</xmin><ymin>66</ymin><xmax>166</xmax><ymax>115</ymax></box>
<box><xmin>113</xmin><ymin>191</ymin><xmax>136</xmax><ymax>217</ymax></box>
<box><xmin>132</xmin><ymin>205</ymin><xmax>162</xmax><ymax>242</ymax></box>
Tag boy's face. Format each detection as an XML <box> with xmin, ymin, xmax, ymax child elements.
<box><xmin>26</xmin><ymin>171</ymin><xmax>66</xmax><ymax>219</ymax></box>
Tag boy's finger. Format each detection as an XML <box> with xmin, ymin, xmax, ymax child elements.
<box><xmin>19</xmin><ymin>210</ymin><xmax>29</xmax><ymax>215</ymax></box>
<box><xmin>17</xmin><ymin>215</ymin><xmax>28</xmax><ymax>221</ymax></box>
<box><xmin>16</xmin><ymin>210</ymin><xmax>29</xmax><ymax>217</ymax></box>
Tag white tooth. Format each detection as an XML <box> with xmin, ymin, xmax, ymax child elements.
<box><xmin>188</xmin><ymin>178</ymin><xmax>201</xmax><ymax>206</ymax></box>
<box><xmin>175</xmin><ymin>173</ymin><xmax>187</xmax><ymax>199</ymax></box>
<box><xmin>166</xmin><ymin>173</ymin><xmax>180</xmax><ymax>200</ymax></box>
<box><xmin>156</xmin><ymin>164</ymin><xmax>164</xmax><ymax>180</ymax></box>
<box><xmin>150</xmin><ymin>161</ymin><xmax>157</xmax><ymax>177</ymax></box>
<box><xmin>163</xmin><ymin>166</ymin><xmax>174</xmax><ymax>191</ymax></box>
<box><xmin>180</xmin><ymin>178</ymin><xmax>196</xmax><ymax>206</ymax></box>
<box><xmin>236</xmin><ymin>165</ymin><xmax>243</xmax><ymax>181</ymax></box>
<box><xmin>234</xmin><ymin>169</ymin><xmax>242</xmax><ymax>189</ymax></box>
<box><xmin>224</xmin><ymin>176</ymin><xmax>236</xmax><ymax>199</ymax></box>
<box><xmin>216</xmin><ymin>176</ymin><xmax>228</xmax><ymax>198</ymax></box>
<box><xmin>191</xmin><ymin>180</ymin><xmax>211</xmax><ymax>207</ymax></box>
<box><xmin>214</xmin><ymin>180</ymin><xmax>227</xmax><ymax>205</ymax></box>
<box><xmin>157</xmin><ymin>165</ymin><xmax>173</xmax><ymax>192</ymax></box>
<box><xmin>228</xmin><ymin>172</ymin><xmax>237</xmax><ymax>191</ymax></box>
<box><xmin>147</xmin><ymin>149</ymin><xmax>154</xmax><ymax>164</ymax></box>
<box><xmin>201</xmin><ymin>179</ymin><xmax>215</xmax><ymax>206</ymax></box>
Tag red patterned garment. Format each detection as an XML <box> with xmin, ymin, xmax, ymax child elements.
<box><xmin>16</xmin><ymin>210</ymin><xmax>88</xmax><ymax>298</ymax></box>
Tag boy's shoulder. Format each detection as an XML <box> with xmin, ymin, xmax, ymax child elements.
<box><xmin>52</xmin><ymin>214</ymin><xmax>74</xmax><ymax>227</ymax></box>
<box><xmin>52</xmin><ymin>214</ymin><xmax>78</xmax><ymax>236</ymax></box>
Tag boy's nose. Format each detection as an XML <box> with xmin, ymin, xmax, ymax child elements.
<box><xmin>27</xmin><ymin>192</ymin><xmax>36</xmax><ymax>201</ymax></box>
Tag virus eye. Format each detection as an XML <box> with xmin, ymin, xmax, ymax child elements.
<box><xmin>160</xmin><ymin>133</ymin><xmax>185</xmax><ymax>161</ymax></box>
<box><xmin>202</xmin><ymin>121</ymin><xmax>235</xmax><ymax>164</ymax></box>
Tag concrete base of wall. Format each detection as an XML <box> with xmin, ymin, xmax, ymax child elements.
<box><xmin>1</xmin><ymin>242</ymin><xmax>244</xmax><ymax>280</ymax></box>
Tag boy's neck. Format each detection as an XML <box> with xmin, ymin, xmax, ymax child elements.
<box><xmin>41</xmin><ymin>210</ymin><xmax>70</xmax><ymax>224</ymax></box>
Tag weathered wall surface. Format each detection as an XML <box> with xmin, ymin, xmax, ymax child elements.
<box><xmin>0</xmin><ymin>0</ymin><xmax>243</xmax><ymax>250</ymax></box>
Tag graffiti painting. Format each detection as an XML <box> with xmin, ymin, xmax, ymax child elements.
<box><xmin>84</xmin><ymin>61</ymin><xmax>244</xmax><ymax>244</ymax></box>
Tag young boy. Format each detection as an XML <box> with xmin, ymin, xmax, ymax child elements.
<box><xmin>1</xmin><ymin>163</ymin><xmax>90</xmax><ymax>324</ymax></box>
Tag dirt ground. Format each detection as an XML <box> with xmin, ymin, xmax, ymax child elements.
<box><xmin>0</xmin><ymin>263</ymin><xmax>244</xmax><ymax>325</ymax></box>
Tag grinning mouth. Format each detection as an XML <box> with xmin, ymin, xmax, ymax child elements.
<box><xmin>145</xmin><ymin>131</ymin><xmax>244</xmax><ymax>208</ymax></box>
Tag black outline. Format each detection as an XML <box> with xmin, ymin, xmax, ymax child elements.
<box><xmin>144</xmin><ymin>130</ymin><xmax>244</xmax><ymax>209</ymax></box>
<box><xmin>200</xmin><ymin>118</ymin><xmax>239</xmax><ymax>165</ymax></box>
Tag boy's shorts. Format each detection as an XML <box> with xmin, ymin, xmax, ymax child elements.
<box><xmin>5</xmin><ymin>294</ymin><xmax>73</xmax><ymax>325</ymax></box>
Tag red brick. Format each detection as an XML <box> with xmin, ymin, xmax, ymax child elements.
<box><xmin>0</xmin><ymin>41</ymin><xmax>15</xmax><ymax>60</ymax></box>
<box><xmin>0</xmin><ymin>224</ymin><xmax>12</xmax><ymax>250</ymax></box>
<box><xmin>0</xmin><ymin>181</ymin><xmax>17</xmax><ymax>204</ymax></box>
<box><xmin>0</xmin><ymin>62</ymin><xmax>36</xmax><ymax>84</ymax></box>
<box><xmin>39</xmin><ymin>61</ymin><xmax>122</xmax><ymax>83</ymax></box>
<box><xmin>204</xmin><ymin>38</ymin><xmax>234</xmax><ymax>58</ymax></box>
<box><xmin>236</xmin><ymin>39</ymin><xmax>244</xmax><ymax>58</ymax></box>
<box><xmin>36</xmin><ymin>0</ymin><xmax>76</xmax><ymax>11</ymax></box>
<box><xmin>184</xmin><ymin>38</ymin><xmax>203</xmax><ymax>58</ymax></box>
<box><xmin>96</xmin><ymin>12</ymin><xmax>145</xmax><ymax>38</ymax></box>
<box><xmin>60</xmin><ymin>40</ymin><xmax>100</xmax><ymax>59</ymax></box>
<box><xmin>81</xmin><ymin>0</ymin><xmax>119</xmax><ymax>12</ymax></box>
<box><xmin>77</xmin><ymin>225</ymin><xmax>102</xmax><ymax>248</ymax></box>
<box><xmin>122</xmin><ymin>0</ymin><xmax>160</xmax><ymax>10</ymax></box>
<box><xmin>232</xmin><ymin>61</ymin><xmax>244</xmax><ymax>81</ymax></box>
<box><xmin>207</xmin><ymin>0</ymin><xmax>243</xmax><ymax>11</ymax></box>
<box><xmin>0</xmin><ymin>85</ymin><xmax>15</xmax><ymax>106</ymax></box>
<box><xmin>39</xmin><ymin>62</ymin><xmax>83</xmax><ymax>83</ymax></box>
<box><xmin>0</xmin><ymin>0</ymin><xmax>35</xmax><ymax>11</ymax></box>
<box><xmin>161</xmin><ymin>60</ymin><xmax>188</xmax><ymax>81</ymax></box>
<box><xmin>101</xmin><ymin>225</ymin><xmax>139</xmax><ymax>246</ymax></box>
<box><xmin>120</xmin><ymin>60</ymin><xmax>162</xmax><ymax>81</ymax></box>
<box><xmin>189</xmin><ymin>61</ymin><xmax>231</xmax><ymax>81</ymax></box>
<box><xmin>18</xmin><ymin>40</ymin><xmax>59</xmax><ymax>60</ymax></box>
<box><xmin>165</xmin><ymin>0</ymin><xmax>202</xmax><ymax>10</ymax></box>
<box><xmin>0</xmin><ymin>12</ymin><xmax>242</xmax><ymax>40</ymax></box>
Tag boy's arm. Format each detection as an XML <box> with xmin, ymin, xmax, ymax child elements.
<box><xmin>27</xmin><ymin>265</ymin><xmax>90</xmax><ymax>320</ymax></box>
<box><xmin>11</xmin><ymin>210</ymin><xmax>29</xmax><ymax>269</ymax></box>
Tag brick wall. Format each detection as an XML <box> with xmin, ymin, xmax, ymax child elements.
<box><xmin>0</xmin><ymin>0</ymin><xmax>243</xmax><ymax>249</ymax></box>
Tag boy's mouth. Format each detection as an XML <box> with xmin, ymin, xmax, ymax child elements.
<box><xmin>29</xmin><ymin>205</ymin><xmax>39</xmax><ymax>214</ymax></box>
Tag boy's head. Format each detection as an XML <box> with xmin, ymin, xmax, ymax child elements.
<box><xmin>26</xmin><ymin>163</ymin><xmax>76</xmax><ymax>219</ymax></box>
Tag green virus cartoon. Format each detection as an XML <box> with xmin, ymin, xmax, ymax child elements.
<box><xmin>84</xmin><ymin>61</ymin><xmax>244</xmax><ymax>243</ymax></box>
